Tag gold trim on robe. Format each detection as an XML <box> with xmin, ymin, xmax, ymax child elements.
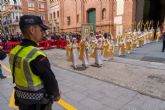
<box><xmin>79</xmin><ymin>40</ymin><xmax>89</xmax><ymax>61</ymax></box>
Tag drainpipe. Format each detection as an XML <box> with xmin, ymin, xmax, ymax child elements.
<box><xmin>99</xmin><ymin>0</ymin><xmax>102</xmax><ymax>33</ymax></box>
<box><xmin>75</xmin><ymin>0</ymin><xmax>77</xmax><ymax>32</ymax></box>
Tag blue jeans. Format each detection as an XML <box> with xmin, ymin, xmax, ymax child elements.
<box><xmin>0</xmin><ymin>65</ymin><xmax>3</xmax><ymax>76</ymax></box>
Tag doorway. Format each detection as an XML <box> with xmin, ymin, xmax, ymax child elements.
<box><xmin>87</xmin><ymin>8</ymin><xmax>96</xmax><ymax>32</ymax></box>
<box><xmin>136</xmin><ymin>0</ymin><xmax>165</xmax><ymax>27</ymax></box>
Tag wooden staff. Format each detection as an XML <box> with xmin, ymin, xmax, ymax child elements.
<box><xmin>163</xmin><ymin>18</ymin><xmax>165</xmax><ymax>28</ymax></box>
<box><xmin>145</xmin><ymin>21</ymin><xmax>149</xmax><ymax>30</ymax></box>
<box><xmin>148</xmin><ymin>20</ymin><xmax>152</xmax><ymax>30</ymax></box>
<box><xmin>140</xmin><ymin>20</ymin><xmax>143</xmax><ymax>30</ymax></box>
<box><xmin>147</xmin><ymin>20</ymin><xmax>150</xmax><ymax>30</ymax></box>
<box><xmin>143</xmin><ymin>21</ymin><xmax>146</xmax><ymax>30</ymax></box>
<box><xmin>149</xmin><ymin>20</ymin><xmax>152</xmax><ymax>29</ymax></box>
<box><xmin>157</xmin><ymin>21</ymin><xmax>159</xmax><ymax>29</ymax></box>
<box><xmin>136</xmin><ymin>21</ymin><xmax>140</xmax><ymax>31</ymax></box>
<box><xmin>132</xmin><ymin>21</ymin><xmax>136</xmax><ymax>30</ymax></box>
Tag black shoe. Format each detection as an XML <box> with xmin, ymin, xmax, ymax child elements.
<box><xmin>0</xmin><ymin>76</ymin><xmax>7</xmax><ymax>79</ymax></box>
<box><xmin>73</xmin><ymin>66</ymin><xmax>77</xmax><ymax>70</ymax></box>
<box><xmin>82</xmin><ymin>64</ymin><xmax>88</xmax><ymax>68</ymax></box>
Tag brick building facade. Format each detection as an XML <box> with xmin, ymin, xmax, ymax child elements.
<box><xmin>0</xmin><ymin>0</ymin><xmax>48</xmax><ymax>35</ymax></box>
<box><xmin>1</xmin><ymin>0</ymin><xmax>22</xmax><ymax>34</ymax></box>
<box><xmin>59</xmin><ymin>0</ymin><xmax>135</xmax><ymax>36</ymax></box>
<box><xmin>0</xmin><ymin>5</ymin><xmax>2</xmax><ymax>33</ymax></box>
<box><xmin>59</xmin><ymin>0</ymin><xmax>165</xmax><ymax>36</ymax></box>
<box><xmin>47</xmin><ymin>0</ymin><xmax>60</xmax><ymax>33</ymax></box>
<box><xmin>21</xmin><ymin>0</ymin><xmax>48</xmax><ymax>24</ymax></box>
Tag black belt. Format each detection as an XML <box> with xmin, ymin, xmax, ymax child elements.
<box><xmin>15</xmin><ymin>88</ymin><xmax>44</xmax><ymax>101</ymax></box>
<box><xmin>14</xmin><ymin>87</ymin><xmax>52</xmax><ymax>105</ymax></box>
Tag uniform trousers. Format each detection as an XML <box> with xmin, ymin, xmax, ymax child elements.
<box><xmin>18</xmin><ymin>103</ymin><xmax>52</xmax><ymax>110</ymax></box>
<box><xmin>162</xmin><ymin>40</ymin><xmax>165</xmax><ymax>52</ymax></box>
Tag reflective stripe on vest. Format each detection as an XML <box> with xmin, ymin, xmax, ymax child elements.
<box><xmin>9</xmin><ymin>45</ymin><xmax>46</xmax><ymax>91</ymax></box>
<box><xmin>23</xmin><ymin>48</ymin><xmax>44</xmax><ymax>91</ymax></box>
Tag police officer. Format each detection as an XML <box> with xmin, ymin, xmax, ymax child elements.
<box><xmin>9</xmin><ymin>15</ymin><xmax>60</xmax><ymax>110</ymax></box>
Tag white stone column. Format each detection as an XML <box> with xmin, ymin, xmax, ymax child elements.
<box><xmin>114</xmin><ymin>0</ymin><xmax>124</xmax><ymax>36</ymax></box>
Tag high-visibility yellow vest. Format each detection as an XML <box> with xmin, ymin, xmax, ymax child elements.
<box><xmin>9</xmin><ymin>45</ymin><xmax>46</xmax><ymax>91</ymax></box>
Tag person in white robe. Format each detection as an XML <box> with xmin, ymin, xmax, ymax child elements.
<box><xmin>95</xmin><ymin>38</ymin><xmax>103</xmax><ymax>66</ymax></box>
<box><xmin>70</xmin><ymin>38</ymin><xmax>79</xmax><ymax>69</ymax></box>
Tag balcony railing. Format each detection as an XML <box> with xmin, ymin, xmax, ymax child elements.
<box><xmin>10</xmin><ymin>21</ymin><xmax>19</xmax><ymax>25</ymax></box>
<box><xmin>3</xmin><ymin>19</ymin><xmax>19</xmax><ymax>25</ymax></box>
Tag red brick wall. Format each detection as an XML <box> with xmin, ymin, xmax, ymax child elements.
<box><xmin>60</xmin><ymin>0</ymin><xmax>115</xmax><ymax>33</ymax></box>
<box><xmin>113</xmin><ymin>0</ymin><xmax>117</xmax><ymax>37</ymax></box>
<box><xmin>123</xmin><ymin>0</ymin><xmax>135</xmax><ymax>32</ymax></box>
<box><xmin>21</xmin><ymin>0</ymin><xmax>48</xmax><ymax>24</ymax></box>
<box><xmin>60</xmin><ymin>0</ymin><xmax>135</xmax><ymax>36</ymax></box>
<box><xmin>22</xmin><ymin>0</ymin><xmax>28</xmax><ymax>15</ymax></box>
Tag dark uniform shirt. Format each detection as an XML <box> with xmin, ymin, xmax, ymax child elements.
<box><xmin>20</xmin><ymin>39</ymin><xmax>60</xmax><ymax>97</ymax></box>
<box><xmin>162</xmin><ymin>32</ymin><xmax>165</xmax><ymax>41</ymax></box>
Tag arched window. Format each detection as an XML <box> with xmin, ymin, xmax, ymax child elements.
<box><xmin>53</xmin><ymin>12</ymin><xmax>56</xmax><ymax>18</ymax></box>
<box><xmin>57</xmin><ymin>11</ymin><xmax>59</xmax><ymax>18</ymax></box>
<box><xmin>102</xmin><ymin>8</ymin><xmax>106</xmax><ymax>20</ymax></box>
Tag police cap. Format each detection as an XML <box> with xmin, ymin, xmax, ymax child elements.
<box><xmin>19</xmin><ymin>15</ymin><xmax>49</xmax><ymax>30</ymax></box>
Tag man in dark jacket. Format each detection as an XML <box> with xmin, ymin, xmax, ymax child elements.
<box><xmin>162</xmin><ymin>31</ymin><xmax>165</xmax><ymax>52</ymax></box>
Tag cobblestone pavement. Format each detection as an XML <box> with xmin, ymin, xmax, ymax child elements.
<box><xmin>1</xmin><ymin>41</ymin><xmax>165</xmax><ymax>110</ymax></box>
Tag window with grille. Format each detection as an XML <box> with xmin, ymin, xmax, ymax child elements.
<box><xmin>77</xmin><ymin>14</ymin><xmax>79</xmax><ymax>23</ymax></box>
<box><xmin>67</xmin><ymin>16</ymin><xmax>71</xmax><ymax>26</ymax></box>
<box><xmin>102</xmin><ymin>8</ymin><xmax>106</xmax><ymax>20</ymax></box>
<box><xmin>28</xmin><ymin>1</ymin><xmax>34</xmax><ymax>8</ymax></box>
<box><xmin>50</xmin><ymin>13</ymin><xmax>52</xmax><ymax>20</ymax></box>
<box><xmin>53</xmin><ymin>12</ymin><xmax>56</xmax><ymax>18</ymax></box>
<box><xmin>57</xmin><ymin>11</ymin><xmax>59</xmax><ymax>18</ymax></box>
<box><xmin>39</xmin><ymin>3</ymin><xmax>45</xmax><ymax>9</ymax></box>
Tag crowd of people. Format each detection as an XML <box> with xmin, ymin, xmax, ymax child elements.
<box><xmin>66</xmin><ymin>27</ymin><xmax>163</xmax><ymax>69</ymax></box>
<box><xmin>0</xmin><ymin>33</ymin><xmax>22</xmax><ymax>42</ymax></box>
<box><xmin>48</xmin><ymin>32</ymin><xmax>81</xmax><ymax>40</ymax></box>
<box><xmin>0</xmin><ymin>26</ymin><xmax>164</xmax><ymax>58</ymax></box>
<box><xmin>0</xmin><ymin>32</ymin><xmax>82</xmax><ymax>42</ymax></box>
<box><xmin>0</xmin><ymin>31</ymin><xmax>111</xmax><ymax>43</ymax></box>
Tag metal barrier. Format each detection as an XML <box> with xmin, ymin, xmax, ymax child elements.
<box><xmin>3</xmin><ymin>42</ymin><xmax>21</xmax><ymax>52</ymax></box>
<box><xmin>0</xmin><ymin>40</ymin><xmax>67</xmax><ymax>53</ymax></box>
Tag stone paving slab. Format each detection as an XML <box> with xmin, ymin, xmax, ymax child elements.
<box><xmin>1</xmin><ymin>55</ymin><xmax>165</xmax><ymax>110</ymax></box>
<box><xmin>1</xmin><ymin>41</ymin><xmax>165</xmax><ymax>109</ymax></box>
<box><xmin>45</xmin><ymin>48</ymin><xmax>165</xmax><ymax>101</ymax></box>
<box><xmin>141</xmin><ymin>56</ymin><xmax>165</xmax><ymax>63</ymax></box>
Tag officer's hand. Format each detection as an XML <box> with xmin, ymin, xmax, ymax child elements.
<box><xmin>54</xmin><ymin>95</ymin><xmax>61</xmax><ymax>101</ymax></box>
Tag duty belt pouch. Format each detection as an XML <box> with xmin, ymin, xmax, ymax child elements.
<box><xmin>14</xmin><ymin>87</ymin><xmax>45</xmax><ymax>104</ymax></box>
